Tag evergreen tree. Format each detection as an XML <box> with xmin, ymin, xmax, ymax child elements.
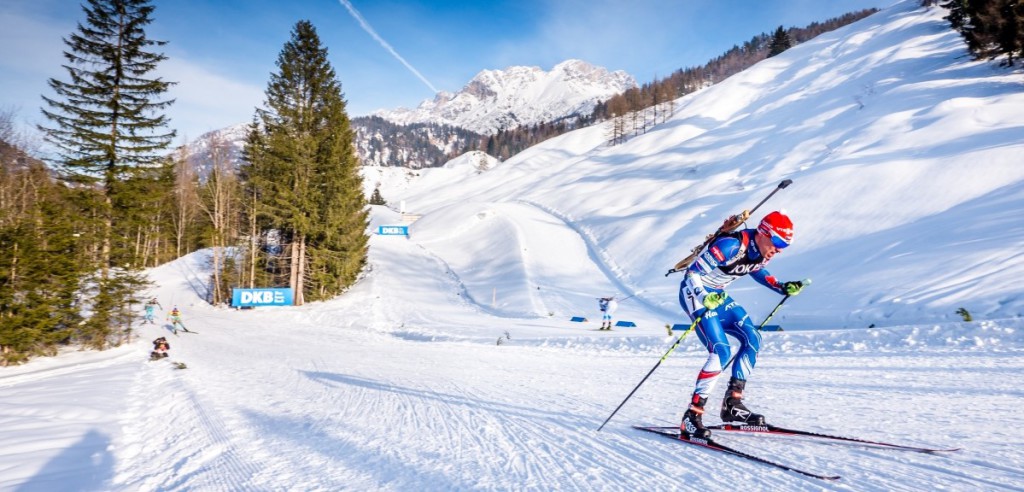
<box><xmin>38</xmin><ymin>0</ymin><xmax>173</xmax><ymax>347</ymax></box>
<box><xmin>369</xmin><ymin>187</ymin><xmax>387</xmax><ymax>205</ymax></box>
<box><xmin>993</xmin><ymin>0</ymin><xmax>1024</xmax><ymax>65</ymax></box>
<box><xmin>767</xmin><ymin>26</ymin><xmax>794</xmax><ymax>57</ymax></box>
<box><xmin>0</xmin><ymin>155</ymin><xmax>83</xmax><ymax>363</ymax></box>
<box><xmin>944</xmin><ymin>0</ymin><xmax>1024</xmax><ymax>66</ymax></box>
<box><xmin>40</xmin><ymin>0</ymin><xmax>176</xmax><ymax>191</ymax></box>
<box><xmin>245</xmin><ymin>20</ymin><xmax>368</xmax><ymax>305</ymax></box>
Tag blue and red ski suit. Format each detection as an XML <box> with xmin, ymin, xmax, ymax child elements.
<box><xmin>678</xmin><ymin>229</ymin><xmax>788</xmax><ymax>400</ymax></box>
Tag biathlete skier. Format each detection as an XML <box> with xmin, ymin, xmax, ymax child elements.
<box><xmin>678</xmin><ymin>211</ymin><xmax>809</xmax><ymax>439</ymax></box>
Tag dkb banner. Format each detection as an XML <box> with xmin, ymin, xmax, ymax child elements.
<box><xmin>232</xmin><ymin>288</ymin><xmax>294</xmax><ymax>307</ymax></box>
<box><xmin>377</xmin><ymin>225</ymin><xmax>409</xmax><ymax>236</ymax></box>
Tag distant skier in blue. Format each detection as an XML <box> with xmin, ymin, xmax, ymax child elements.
<box><xmin>143</xmin><ymin>297</ymin><xmax>162</xmax><ymax>325</ymax></box>
<box><xmin>598</xmin><ymin>296</ymin><xmax>618</xmax><ymax>330</ymax></box>
<box><xmin>677</xmin><ymin>211</ymin><xmax>809</xmax><ymax>440</ymax></box>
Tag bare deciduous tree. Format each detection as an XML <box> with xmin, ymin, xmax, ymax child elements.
<box><xmin>171</xmin><ymin>146</ymin><xmax>199</xmax><ymax>258</ymax></box>
<box><xmin>196</xmin><ymin>135</ymin><xmax>239</xmax><ymax>304</ymax></box>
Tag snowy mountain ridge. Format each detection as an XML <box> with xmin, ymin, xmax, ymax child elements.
<box><xmin>181</xmin><ymin>59</ymin><xmax>633</xmax><ymax>171</ymax></box>
<box><xmin>179</xmin><ymin>122</ymin><xmax>250</xmax><ymax>178</ymax></box>
<box><xmin>372</xmin><ymin>59</ymin><xmax>637</xmax><ymax>134</ymax></box>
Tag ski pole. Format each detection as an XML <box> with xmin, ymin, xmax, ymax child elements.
<box><xmin>597</xmin><ymin>315</ymin><xmax>702</xmax><ymax>432</ymax></box>
<box><xmin>755</xmin><ymin>279</ymin><xmax>809</xmax><ymax>331</ymax></box>
<box><xmin>721</xmin><ymin>283</ymin><xmax>807</xmax><ymax>371</ymax></box>
<box><xmin>616</xmin><ymin>291</ymin><xmax>644</xmax><ymax>303</ymax></box>
<box><xmin>756</xmin><ymin>295</ymin><xmax>791</xmax><ymax>332</ymax></box>
<box><xmin>665</xmin><ymin>179</ymin><xmax>793</xmax><ymax>277</ymax></box>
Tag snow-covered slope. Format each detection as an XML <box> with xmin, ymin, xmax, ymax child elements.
<box><xmin>374</xmin><ymin>59</ymin><xmax>636</xmax><ymax>134</ymax></box>
<box><xmin>360</xmin><ymin>150</ymin><xmax>501</xmax><ymax>204</ymax></box>
<box><xmin>2</xmin><ymin>210</ymin><xmax>1022</xmax><ymax>490</ymax></box>
<box><xmin>394</xmin><ymin>2</ymin><xmax>1024</xmax><ymax>328</ymax></box>
<box><xmin>3</xmin><ymin>3</ymin><xmax>1024</xmax><ymax>490</ymax></box>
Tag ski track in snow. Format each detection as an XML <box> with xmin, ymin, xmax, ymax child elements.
<box><xmin>4</xmin><ymin>225</ymin><xmax>1023</xmax><ymax>490</ymax></box>
<box><xmin>110</xmin><ymin>357</ymin><xmax>263</xmax><ymax>491</ymax></box>
<box><xmin>515</xmin><ymin>198</ymin><xmax>677</xmax><ymax>319</ymax></box>
<box><xmin>3</xmin><ymin>245</ymin><xmax>1024</xmax><ymax>490</ymax></box>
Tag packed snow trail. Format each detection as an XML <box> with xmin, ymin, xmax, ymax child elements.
<box><xmin>3</xmin><ymin>237</ymin><xmax>1024</xmax><ymax>490</ymax></box>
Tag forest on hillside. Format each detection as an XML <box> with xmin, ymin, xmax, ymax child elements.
<box><xmin>0</xmin><ymin>2</ymin><xmax>367</xmax><ymax>365</ymax></box>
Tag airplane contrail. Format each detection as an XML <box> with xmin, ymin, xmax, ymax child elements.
<box><xmin>336</xmin><ymin>0</ymin><xmax>439</xmax><ymax>94</ymax></box>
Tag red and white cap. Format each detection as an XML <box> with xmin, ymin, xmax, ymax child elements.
<box><xmin>757</xmin><ymin>211</ymin><xmax>793</xmax><ymax>248</ymax></box>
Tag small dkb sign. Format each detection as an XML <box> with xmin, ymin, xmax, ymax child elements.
<box><xmin>377</xmin><ymin>225</ymin><xmax>409</xmax><ymax>236</ymax></box>
<box><xmin>232</xmin><ymin>288</ymin><xmax>294</xmax><ymax>307</ymax></box>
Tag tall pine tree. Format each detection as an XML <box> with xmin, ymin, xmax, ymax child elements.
<box><xmin>767</xmin><ymin>26</ymin><xmax>793</xmax><ymax>57</ymax></box>
<box><xmin>38</xmin><ymin>0</ymin><xmax>174</xmax><ymax>346</ymax></box>
<box><xmin>244</xmin><ymin>20</ymin><xmax>367</xmax><ymax>305</ymax></box>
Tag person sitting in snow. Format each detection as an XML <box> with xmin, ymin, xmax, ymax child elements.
<box><xmin>598</xmin><ymin>296</ymin><xmax>618</xmax><ymax>330</ymax></box>
<box><xmin>150</xmin><ymin>337</ymin><xmax>170</xmax><ymax>360</ymax></box>
<box><xmin>677</xmin><ymin>211</ymin><xmax>809</xmax><ymax>440</ymax></box>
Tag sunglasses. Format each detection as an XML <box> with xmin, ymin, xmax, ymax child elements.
<box><xmin>768</xmin><ymin>231</ymin><xmax>790</xmax><ymax>249</ymax></box>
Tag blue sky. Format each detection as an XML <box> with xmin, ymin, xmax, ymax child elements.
<box><xmin>1</xmin><ymin>0</ymin><xmax>886</xmax><ymax>143</ymax></box>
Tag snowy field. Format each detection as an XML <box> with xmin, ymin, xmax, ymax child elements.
<box><xmin>4</xmin><ymin>2</ymin><xmax>1024</xmax><ymax>490</ymax></box>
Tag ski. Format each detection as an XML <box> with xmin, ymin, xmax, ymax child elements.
<box><xmin>705</xmin><ymin>423</ymin><xmax>960</xmax><ymax>454</ymax></box>
<box><xmin>633</xmin><ymin>426</ymin><xmax>840</xmax><ymax>481</ymax></box>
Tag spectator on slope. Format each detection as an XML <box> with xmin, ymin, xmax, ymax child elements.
<box><xmin>677</xmin><ymin>211</ymin><xmax>809</xmax><ymax>440</ymax></box>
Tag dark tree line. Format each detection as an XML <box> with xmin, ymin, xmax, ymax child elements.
<box><xmin>353</xmin><ymin>115</ymin><xmax>588</xmax><ymax>168</ymax></box>
<box><xmin>353</xmin><ymin>116</ymin><xmax>482</xmax><ymax>168</ymax></box>
<box><xmin>943</xmin><ymin>0</ymin><xmax>1024</xmax><ymax>65</ymax></box>
<box><xmin>475</xmin><ymin>117</ymin><xmax>585</xmax><ymax>161</ymax></box>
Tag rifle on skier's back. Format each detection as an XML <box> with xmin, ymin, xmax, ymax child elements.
<box><xmin>664</xmin><ymin>211</ymin><xmax>750</xmax><ymax>276</ymax></box>
<box><xmin>664</xmin><ymin>179</ymin><xmax>793</xmax><ymax>277</ymax></box>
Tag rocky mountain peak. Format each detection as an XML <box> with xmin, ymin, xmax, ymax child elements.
<box><xmin>374</xmin><ymin>60</ymin><xmax>635</xmax><ymax>135</ymax></box>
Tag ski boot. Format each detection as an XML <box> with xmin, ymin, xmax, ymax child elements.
<box><xmin>720</xmin><ymin>378</ymin><xmax>766</xmax><ymax>425</ymax></box>
<box><xmin>680</xmin><ymin>394</ymin><xmax>711</xmax><ymax>440</ymax></box>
